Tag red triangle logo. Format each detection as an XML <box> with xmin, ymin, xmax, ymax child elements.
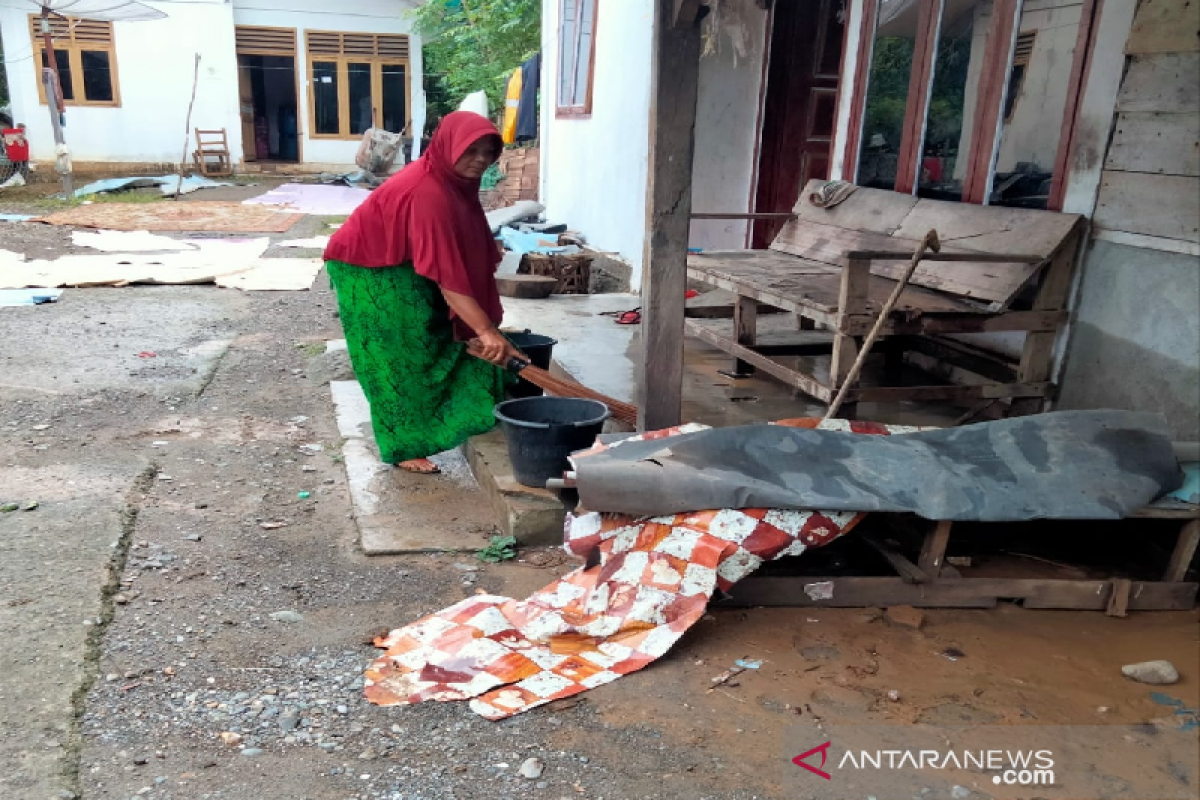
<box><xmin>792</xmin><ymin>741</ymin><xmax>832</xmax><ymax>780</ymax></box>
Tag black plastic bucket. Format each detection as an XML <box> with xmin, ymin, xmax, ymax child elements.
<box><xmin>494</xmin><ymin>397</ymin><xmax>610</xmax><ymax>488</ymax></box>
<box><xmin>505</xmin><ymin>331</ymin><xmax>558</xmax><ymax>399</ymax></box>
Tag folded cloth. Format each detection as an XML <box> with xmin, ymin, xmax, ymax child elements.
<box><xmin>809</xmin><ymin>180</ymin><xmax>858</xmax><ymax>209</ymax></box>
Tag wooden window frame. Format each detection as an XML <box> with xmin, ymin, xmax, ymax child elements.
<box><xmin>305</xmin><ymin>30</ymin><xmax>412</xmax><ymax>140</ymax></box>
<box><xmin>556</xmin><ymin>0</ymin><xmax>597</xmax><ymax>118</ymax></box>
<box><xmin>839</xmin><ymin>0</ymin><xmax>1101</xmax><ymax>211</ymax></box>
<box><xmin>29</xmin><ymin>15</ymin><xmax>121</xmax><ymax>108</ymax></box>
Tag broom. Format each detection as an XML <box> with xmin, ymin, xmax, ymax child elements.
<box><xmin>466</xmin><ymin>342</ymin><xmax>639</xmax><ymax>427</ymax></box>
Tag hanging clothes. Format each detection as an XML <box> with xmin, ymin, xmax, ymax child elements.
<box><xmin>515</xmin><ymin>52</ymin><xmax>541</xmax><ymax>143</ymax></box>
<box><xmin>501</xmin><ymin>68</ymin><xmax>522</xmax><ymax>145</ymax></box>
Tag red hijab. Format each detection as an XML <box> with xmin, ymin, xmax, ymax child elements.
<box><xmin>324</xmin><ymin>111</ymin><xmax>503</xmax><ymax>339</ymax></box>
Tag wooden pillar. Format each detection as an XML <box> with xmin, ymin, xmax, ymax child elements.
<box><xmin>637</xmin><ymin>0</ymin><xmax>704</xmax><ymax>431</ymax></box>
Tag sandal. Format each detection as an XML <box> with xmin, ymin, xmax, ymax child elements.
<box><xmin>397</xmin><ymin>458</ymin><xmax>441</xmax><ymax>474</ymax></box>
<box><xmin>615</xmin><ymin>307</ymin><xmax>641</xmax><ymax>325</ymax></box>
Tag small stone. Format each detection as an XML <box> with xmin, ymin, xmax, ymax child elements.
<box><xmin>885</xmin><ymin>605</ymin><xmax>924</xmax><ymax>630</ymax></box>
<box><xmin>240</xmin><ymin>748</ymin><xmax>264</xmax><ymax>757</ymax></box>
<box><xmin>32</xmin><ymin>424</ymin><xmax>51</xmax><ymax>431</ymax></box>
<box><xmin>336</xmin><ymin>705</ymin><xmax>349</xmax><ymax>715</ymax></box>
<box><xmin>0</xmin><ymin>503</ymin><xmax>18</xmax><ymax>513</ymax></box>
<box><xmin>269</xmin><ymin>610</ymin><xmax>304</xmax><ymax>624</ymax></box>
<box><xmin>519</xmin><ymin>757</ymin><xmax>545</xmax><ymax>779</ymax></box>
<box><xmin>887</xmin><ymin>689</ymin><xmax>901</xmax><ymax>702</ymax></box>
<box><xmin>357</xmin><ymin>748</ymin><xmax>377</xmax><ymax>760</ymax></box>
<box><xmin>219</xmin><ymin>732</ymin><xmax>243</xmax><ymax>746</ymax></box>
<box><xmin>113</xmin><ymin>593</ymin><xmax>130</xmax><ymax>605</ymax></box>
<box><xmin>184</xmin><ymin>534</ymin><xmax>202</xmax><ymax>542</ymax></box>
<box><xmin>301</xmin><ymin>465</ymin><xmax>317</xmax><ymax>473</ymax></box>
<box><xmin>1121</xmin><ymin>660</ymin><xmax>1180</xmax><ymax>685</ymax></box>
<box><xmin>20</xmin><ymin>501</ymin><xmax>39</xmax><ymax>512</ymax></box>
<box><xmin>194</xmin><ymin>502</ymin><xmax>208</xmax><ymax>509</ymax></box>
<box><xmin>951</xmin><ymin>786</ymin><xmax>970</xmax><ymax>799</ymax></box>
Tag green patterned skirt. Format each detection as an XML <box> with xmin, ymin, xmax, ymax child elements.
<box><xmin>326</xmin><ymin>260</ymin><xmax>509</xmax><ymax>464</ymax></box>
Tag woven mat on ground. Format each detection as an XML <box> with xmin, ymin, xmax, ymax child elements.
<box><xmin>363</xmin><ymin>418</ymin><xmax>918</xmax><ymax>720</ymax></box>
<box><xmin>37</xmin><ymin>201</ymin><xmax>302</xmax><ymax>233</ymax></box>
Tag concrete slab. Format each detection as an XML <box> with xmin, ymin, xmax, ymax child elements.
<box><xmin>502</xmin><ymin>292</ymin><xmax>640</xmax><ymax>403</ymax></box>
<box><xmin>463</xmin><ymin>429</ymin><xmax>571</xmax><ymax>547</ymax></box>
<box><xmin>0</xmin><ymin>286</ymin><xmax>242</xmax><ymax>398</ymax></box>
<box><xmin>328</xmin><ymin>379</ymin><xmax>499</xmax><ymax>554</ymax></box>
<box><xmin>0</xmin><ymin>458</ymin><xmax>151</xmax><ymax>800</ymax></box>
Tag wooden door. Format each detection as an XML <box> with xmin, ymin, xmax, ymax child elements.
<box><xmin>237</xmin><ymin>59</ymin><xmax>257</xmax><ymax>163</ymax></box>
<box><xmin>752</xmin><ymin>0</ymin><xmax>844</xmax><ymax>248</ymax></box>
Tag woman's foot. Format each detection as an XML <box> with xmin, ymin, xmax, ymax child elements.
<box><xmin>396</xmin><ymin>458</ymin><xmax>441</xmax><ymax>474</ymax></box>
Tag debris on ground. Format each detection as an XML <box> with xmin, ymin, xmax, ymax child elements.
<box><xmin>885</xmin><ymin>605</ymin><xmax>925</xmax><ymax>630</ymax></box>
<box><xmin>1123</xmin><ymin>660</ymin><xmax>1180</xmax><ymax>685</ymax></box>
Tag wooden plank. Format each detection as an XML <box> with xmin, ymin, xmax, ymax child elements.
<box><xmin>687</xmin><ymin>317</ymin><xmax>834</xmax><ymax>354</ymax></box>
<box><xmin>685</xmin><ymin>289</ymin><xmax>787</xmax><ymax>319</ymax></box>
<box><xmin>1118</xmin><ymin>54</ymin><xmax>1200</xmax><ymax>113</ymax></box>
<box><xmin>1106</xmin><ymin>578</ymin><xmax>1132</xmax><ymax>617</ymax></box>
<box><xmin>899</xmin><ymin>336</ymin><xmax>1018</xmax><ymax>383</ymax></box>
<box><xmin>691</xmin><ymin>212</ymin><xmax>797</xmax><ymax>220</ymax></box>
<box><xmin>1093</xmin><ymin>229</ymin><xmax>1200</xmax><ymax>257</ymax></box>
<box><xmin>719</xmin><ymin>576</ymin><xmax>1198</xmax><ymax>610</ymax></box>
<box><xmin>918</xmin><ymin>520</ymin><xmax>953</xmax><ymax>576</ymax></box>
<box><xmin>1106</xmin><ymin>111</ymin><xmax>1200</xmax><ymax>177</ymax></box>
<box><xmin>1013</xmin><ymin>228</ymin><xmax>1082</xmax><ymax>415</ymax></box>
<box><xmin>1094</xmin><ymin>172</ymin><xmax>1200</xmax><ymax>242</ymax></box>
<box><xmin>1132</xmin><ymin>499</ymin><xmax>1200</xmax><ymax>520</ymax></box>
<box><xmin>639</xmin><ymin>0</ymin><xmax>703</xmax><ymax>431</ymax></box>
<box><xmin>864</xmin><ymin>535</ymin><xmax>930</xmax><ymax>584</ymax></box>
<box><xmin>684</xmin><ymin>320</ymin><xmax>834</xmax><ymax>401</ymax></box>
<box><xmin>881</xmin><ymin>310</ymin><xmax>1067</xmax><ymax>337</ymax></box>
<box><xmin>1125</xmin><ymin>0</ymin><xmax>1200</xmax><ymax>55</ymax></box>
<box><xmin>853</xmin><ymin>382</ymin><xmax>1051</xmax><ymax>403</ymax></box>
<box><xmin>793</xmin><ymin>179</ymin><xmax>919</xmax><ymax>234</ymax></box>
<box><xmin>894</xmin><ymin>199</ymin><xmax>1082</xmax><ymax>258</ymax></box>
<box><xmin>1164</xmin><ymin>519</ymin><xmax>1200</xmax><ymax>582</ymax></box>
<box><xmin>732</xmin><ymin>295</ymin><xmax>758</xmax><ymax>376</ymax></box>
<box><xmin>770</xmin><ymin>220</ymin><xmax>916</xmax><ymax>267</ymax></box>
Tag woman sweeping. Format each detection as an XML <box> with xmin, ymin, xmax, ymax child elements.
<box><xmin>323</xmin><ymin>111</ymin><xmax>526</xmax><ymax>474</ymax></box>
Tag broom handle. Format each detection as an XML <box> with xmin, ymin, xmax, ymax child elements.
<box><xmin>823</xmin><ymin>229</ymin><xmax>940</xmax><ymax>421</ymax></box>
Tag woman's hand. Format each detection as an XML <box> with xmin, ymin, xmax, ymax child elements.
<box><xmin>473</xmin><ymin>329</ymin><xmax>528</xmax><ymax>366</ymax></box>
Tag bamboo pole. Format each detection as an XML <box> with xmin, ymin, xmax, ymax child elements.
<box><xmin>175</xmin><ymin>54</ymin><xmax>202</xmax><ymax>200</ymax></box>
<box><xmin>823</xmin><ymin>229</ymin><xmax>941</xmax><ymax>421</ymax></box>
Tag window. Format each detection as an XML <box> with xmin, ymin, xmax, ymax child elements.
<box><xmin>557</xmin><ymin>0</ymin><xmax>596</xmax><ymax>116</ymax></box>
<box><xmin>846</xmin><ymin>0</ymin><xmax>1093</xmax><ymax>211</ymax></box>
<box><xmin>29</xmin><ymin>16</ymin><xmax>120</xmax><ymax>107</ymax></box>
<box><xmin>305</xmin><ymin>31</ymin><xmax>410</xmax><ymax>138</ymax></box>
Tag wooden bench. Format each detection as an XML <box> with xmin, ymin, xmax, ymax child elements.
<box><xmin>687</xmin><ymin>180</ymin><xmax>1086</xmax><ymax>418</ymax></box>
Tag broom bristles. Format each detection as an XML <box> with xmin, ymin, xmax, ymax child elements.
<box><xmin>516</xmin><ymin>364</ymin><xmax>639</xmax><ymax>427</ymax></box>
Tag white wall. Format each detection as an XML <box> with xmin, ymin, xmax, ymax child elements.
<box><xmin>540</xmin><ymin>0</ymin><xmax>654</xmax><ymax>285</ymax></box>
<box><xmin>540</xmin><ymin>0</ymin><xmax>768</xmax><ymax>287</ymax></box>
<box><xmin>231</xmin><ymin>0</ymin><xmax>425</xmax><ymax>166</ymax></box>
<box><xmin>0</xmin><ymin>0</ymin><xmax>242</xmax><ymax>164</ymax></box>
<box><xmin>689</xmin><ymin>1</ymin><xmax>769</xmax><ymax>251</ymax></box>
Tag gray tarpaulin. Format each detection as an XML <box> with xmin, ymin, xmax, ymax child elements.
<box><xmin>572</xmin><ymin>411</ymin><xmax>1182</xmax><ymax>521</ymax></box>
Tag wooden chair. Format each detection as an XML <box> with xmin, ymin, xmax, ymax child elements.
<box><xmin>193</xmin><ymin>128</ymin><xmax>233</xmax><ymax>177</ymax></box>
<box><xmin>687</xmin><ymin>180</ymin><xmax>1087</xmax><ymax>419</ymax></box>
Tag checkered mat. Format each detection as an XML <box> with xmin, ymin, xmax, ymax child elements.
<box><xmin>364</xmin><ymin>418</ymin><xmax>917</xmax><ymax>719</ymax></box>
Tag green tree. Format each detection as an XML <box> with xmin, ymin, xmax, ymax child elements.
<box><xmin>411</xmin><ymin>0</ymin><xmax>540</xmax><ymax>133</ymax></box>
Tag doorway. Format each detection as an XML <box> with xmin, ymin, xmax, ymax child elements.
<box><xmin>235</xmin><ymin>26</ymin><xmax>300</xmax><ymax>164</ymax></box>
<box><xmin>752</xmin><ymin>0</ymin><xmax>844</xmax><ymax>247</ymax></box>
